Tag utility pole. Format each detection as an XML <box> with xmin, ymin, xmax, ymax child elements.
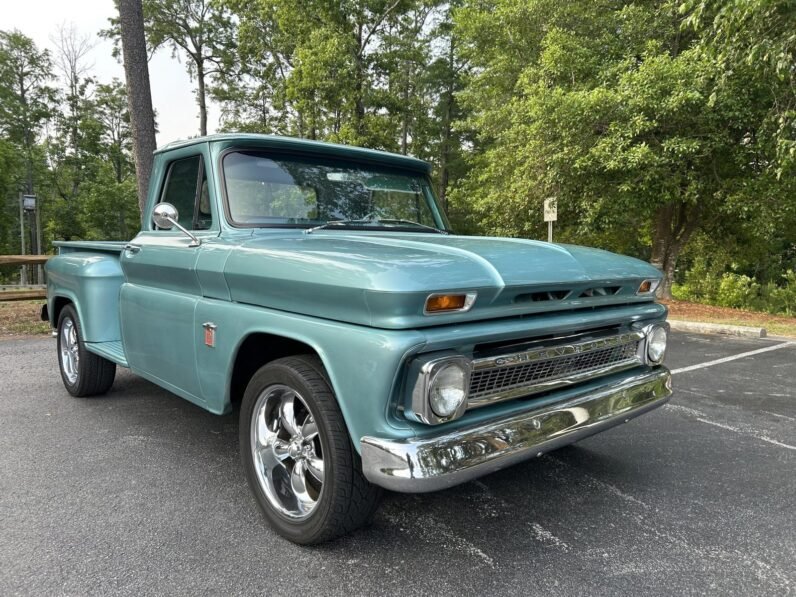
<box><xmin>18</xmin><ymin>193</ymin><xmax>27</xmax><ymax>286</ymax></box>
<box><xmin>21</xmin><ymin>195</ymin><xmax>39</xmax><ymax>284</ymax></box>
<box><xmin>36</xmin><ymin>200</ymin><xmax>43</xmax><ymax>284</ymax></box>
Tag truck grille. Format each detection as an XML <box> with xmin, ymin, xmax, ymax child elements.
<box><xmin>468</xmin><ymin>331</ymin><xmax>644</xmax><ymax>408</ymax></box>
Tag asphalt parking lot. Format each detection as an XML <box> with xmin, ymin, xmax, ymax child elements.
<box><xmin>1</xmin><ymin>331</ymin><xmax>794</xmax><ymax>596</ymax></box>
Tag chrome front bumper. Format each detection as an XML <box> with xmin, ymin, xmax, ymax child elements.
<box><xmin>361</xmin><ymin>368</ymin><xmax>672</xmax><ymax>493</ymax></box>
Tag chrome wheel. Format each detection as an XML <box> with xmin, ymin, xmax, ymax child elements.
<box><xmin>60</xmin><ymin>317</ymin><xmax>79</xmax><ymax>384</ymax></box>
<box><xmin>251</xmin><ymin>384</ymin><xmax>324</xmax><ymax>520</ymax></box>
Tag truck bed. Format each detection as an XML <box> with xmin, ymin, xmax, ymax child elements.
<box><xmin>46</xmin><ymin>241</ymin><xmax>128</xmax><ymax>365</ymax></box>
<box><xmin>52</xmin><ymin>241</ymin><xmax>127</xmax><ymax>254</ymax></box>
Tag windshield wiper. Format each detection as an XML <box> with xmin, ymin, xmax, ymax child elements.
<box><xmin>374</xmin><ymin>219</ymin><xmax>448</xmax><ymax>234</ymax></box>
<box><xmin>303</xmin><ymin>219</ymin><xmax>370</xmax><ymax>234</ymax></box>
<box><xmin>305</xmin><ymin>218</ymin><xmax>448</xmax><ymax>235</ymax></box>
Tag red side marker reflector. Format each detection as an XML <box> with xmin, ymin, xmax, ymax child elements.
<box><xmin>203</xmin><ymin>323</ymin><xmax>216</xmax><ymax>347</ymax></box>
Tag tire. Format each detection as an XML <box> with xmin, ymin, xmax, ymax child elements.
<box><xmin>57</xmin><ymin>304</ymin><xmax>116</xmax><ymax>397</ymax></box>
<box><xmin>240</xmin><ymin>355</ymin><xmax>382</xmax><ymax>544</ymax></box>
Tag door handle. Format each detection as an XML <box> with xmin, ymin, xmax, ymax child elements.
<box><xmin>124</xmin><ymin>243</ymin><xmax>142</xmax><ymax>255</ymax></box>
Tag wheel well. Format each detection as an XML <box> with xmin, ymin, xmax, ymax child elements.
<box><xmin>52</xmin><ymin>296</ymin><xmax>72</xmax><ymax>325</ymax></box>
<box><xmin>229</xmin><ymin>333</ymin><xmax>322</xmax><ymax>406</ymax></box>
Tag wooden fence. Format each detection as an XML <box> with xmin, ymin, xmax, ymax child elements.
<box><xmin>0</xmin><ymin>255</ymin><xmax>50</xmax><ymax>301</ymax></box>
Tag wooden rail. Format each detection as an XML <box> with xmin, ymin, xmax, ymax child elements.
<box><xmin>0</xmin><ymin>289</ymin><xmax>46</xmax><ymax>301</ymax></box>
<box><xmin>0</xmin><ymin>255</ymin><xmax>51</xmax><ymax>266</ymax></box>
<box><xmin>0</xmin><ymin>255</ymin><xmax>50</xmax><ymax>301</ymax></box>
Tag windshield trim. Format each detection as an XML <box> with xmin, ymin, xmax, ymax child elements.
<box><xmin>217</xmin><ymin>146</ymin><xmax>451</xmax><ymax>231</ymax></box>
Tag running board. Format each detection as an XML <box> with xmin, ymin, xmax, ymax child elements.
<box><xmin>85</xmin><ymin>341</ymin><xmax>128</xmax><ymax>367</ymax></box>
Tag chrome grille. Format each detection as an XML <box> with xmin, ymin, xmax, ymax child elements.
<box><xmin>468</xmin><ymin>331</ymin><xmax>644</xmax><ymax>408</ymax></box>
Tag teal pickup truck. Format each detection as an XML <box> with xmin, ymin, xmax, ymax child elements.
<box><xmin>45</xmin><ymin>134</ymin><xmax>672</xmax><ymax>544</ymax></box>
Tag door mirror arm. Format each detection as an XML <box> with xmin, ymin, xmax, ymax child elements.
<box><xmin>152</xmin><ymin>203</ymin><xmax>202</xmax><ymax>247</ymax></box>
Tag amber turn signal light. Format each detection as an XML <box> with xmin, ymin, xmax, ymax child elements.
<box><xmin>424</xmin><ymin>292</ymin><xmax>476</xmax><ymax>314</ymax></box>
<box><xmin>637</xmin><ymin>279</ymin><xmax>660</xmax><ymax>295</ymax></box>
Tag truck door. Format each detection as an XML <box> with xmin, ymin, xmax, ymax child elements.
<box><xmin>119</xmin><ymin>151</ymin><xmax>217</xmax><ymax>404</ymax></box>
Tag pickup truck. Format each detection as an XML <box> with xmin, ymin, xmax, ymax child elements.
<box><xmin>44</xmin><ymin>133</ymin><xmax>672</xmax><ymax>544</ymax></box>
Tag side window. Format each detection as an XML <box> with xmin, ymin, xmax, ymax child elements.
<box><xmin>159</xmin><ymin>156</ymin><xmax>213</xmax><ymax>230</ymax></box>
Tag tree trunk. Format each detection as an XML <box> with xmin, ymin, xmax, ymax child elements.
<box><xmin>197</xmin><ymin>59</ymin><xmax>208</xmax><ymax>136</ymax></box>
<box><xmin>400</xmin><ymin>59</ymin><xmax>410</xmax><ymax>155</ymax></box>
<box><xmin>118</xmin><ymin>0</ymin><xmax>157</xmax><ymax>216</ymax></box>
<box><xmin>438</xmin><ymin>34</ymin><xmax>456</xmax><ymax>213</ymax></box>
<box><xmin>650</xmin><ymin>202</ymin><xmax>699</xmax><ymax>299</ymax></box>
<box><xmin>438</xmin><ymin>85</ymin><xmax>454</xmax><ymax>212</ymax></box>
<box><xmin>354</xmin><ymin>25</ymin><xmax>365</xmax><ymax>138</ymax></box>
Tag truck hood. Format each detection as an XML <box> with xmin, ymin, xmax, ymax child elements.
<box><xmin>223</xmin><ymin>232</ymin><xmax>661</xmax><ymax>329</ymax></box>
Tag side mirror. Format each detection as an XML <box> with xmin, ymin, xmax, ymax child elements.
<box><xmin>152</xmin><ymin>202</ymin><xmax>178</xmax><ymax>229</ymax></box>
<box><xmin>151</xmin><ymin>202</ymin><xmax>201</xmax><ymax>247</ymax></box>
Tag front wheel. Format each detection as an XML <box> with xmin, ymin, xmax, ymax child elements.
<box><xmin>57</xmin><ymin>304</ymin><xmax>116</xmax><ymax>397</ymax></box>
<box><xmin>239</xmin><ymin>356</ymin><xmax>382</xmax><ymax>544</ymax></box>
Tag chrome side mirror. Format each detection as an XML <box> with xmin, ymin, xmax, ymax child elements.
<box><xmin>152</xmin><ymin>202</ymin><xmax>178</xmax><ymax>229</ymax></box>
<box><xmin>151</xmin><ymin>202</ymin><xmax>201</xmax><ymax>247</ymax></box>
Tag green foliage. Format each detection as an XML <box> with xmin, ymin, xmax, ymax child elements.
<box><xmin>765</xmin><ymin>271</ymin><xmax>796</xmax><ymax>316</ymax></box>
<box><xmin>0</xmin><ymin>30</ymin><xmax>137</xmax><ymax>282</ymax></box>
<box><xmin>449</xmin><ymin>0</ymin><xmax>794</xmax><ymax>297</ymax></box>
<box><xmin>674</xmin><ymin>264</ymin><xmax>796</xmax><ymax>316</ymax></box>
<box><xmin>0</xmin><ymin>30</ymin><xmax>57</xmax><ymax>153</ymax></box>
<box><xmin>1</xmin><ymin>2</ymin><xmax>794</xmax><ymax>309</ymax></box>
<box><xmin>715</xmin><ymin>273</ymin><xmax>761</xmax><ymax>310</ymax></box>
<box><xmin>212</xmin><ymin>0</ymin><xmax>469</xmax><ymax>203</ymax></box>
<box><xmin>683</xmin><ymin>0</ymin><xmax>796</xmax><ymax>177</ymax></box>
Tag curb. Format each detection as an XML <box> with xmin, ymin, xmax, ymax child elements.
<box><xmin>668</xmin><ymin>320</ymin><xmax>767</xmax><ymax>338</ymax></box>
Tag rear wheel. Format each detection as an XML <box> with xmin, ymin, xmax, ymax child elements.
<box><xmin>57</xmin><ymin>304</ymin><xmax>116</xmax><ymax>397</ymax></box>
<box><xmin>240</xmin><ymin>355</ymin><xmax>382</xmax><ymax>544</ymax></box>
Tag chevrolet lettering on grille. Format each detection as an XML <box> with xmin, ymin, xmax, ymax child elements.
<box><xmin>468</xmin><ymin>331</ymin><xmax>646</xmax><ymax>408</ymax></box>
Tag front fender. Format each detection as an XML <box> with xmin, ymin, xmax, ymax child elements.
<box><xmin>193</xmin><ymin>298</ymin><xmax>426</xmax><ymax>449</ymax></box>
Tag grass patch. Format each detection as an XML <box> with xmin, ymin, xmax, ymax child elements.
<box><xmin>663</xmin><ymin>300</ymin><xmax>796</xmax><ymax>338</ymax></box>
<box><xmin>0</xmin><ymin>300</ymin><xmax>50</xmax><ymax>338</ymax></box>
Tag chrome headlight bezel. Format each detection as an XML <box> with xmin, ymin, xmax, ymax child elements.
<box><xmin>405</xmin><ymin>354</ymin><xmax>472</xmax><ymax>425</ymax></box>
<box><xmin>639</xmin><ymin>322</ymin><xmax>669</xmax><ymax>365</ymax></box>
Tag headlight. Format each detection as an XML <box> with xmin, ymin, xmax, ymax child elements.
<box><xmin>429</xmin><ymin>363</ymin><xmax>468</xmax><ymax>418</ymax></box>
<box><xmin>407</xmin><ymin>355</ymin><xmax>472</xmax><ymax>424</ymax></box>
<box><xmin>646</xmin><ymin>324</ymin><xmax>668</xmax><ymax>364</ymax></box>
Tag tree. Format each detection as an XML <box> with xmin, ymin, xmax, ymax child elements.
<box><xmin>450</xmin><ymin>0</ymin><xmax>785</xmax><ymax>298</ymax></box>
<box><xmin>215</xmin><ymin>0</ymin><xmax>440</xmax><ymax>149</ymax></box>
<box><xmin>143</xmin><ymin>0</ymin><xmax>234</xmax><ymax>136</ymax></box>
<box><xmin>85</xmin><ymin>80</ymin><xmax>138</xmax><ymax>240</ymax></box>
<box><xmin>47</xmin><ymin>25</ymin><xmax>98</xmax><ymax>240</ymax></box>
<box><xmin>684</xmin><ymin>0</ymin><xmax>796</xmax><ymax>178</ymax></box>
<box><xmin>117</xmin><ymin>0</ymin><xmax>158</xmax><ymax>214</ymax></box>
<box><xmin>212</xmin><ymin>0</ymin><xmax>296</xmax><ymax>134</ymax></box>
<box><xmin>423</xmin><ymin>1</ymin><xmax>469</xmax><ymax>210</ymax></box>
<box><xmin>0</xmin><ymin>30</ymin><xmax>56</xmax><ymax>196</ymax></box>
<box><xmin>213</xmin><ymin>0</ymin><xmax>470</xmax><ymax>213</ymax></box>
<box><xmin>47</xmin><ymin>70</ymin><xmax>138</xmax><ymax>241</ymax></box>
<box><xmin>0</xmin><ymin>30</ymin><xmax>56</xmax><ymax>282</ymax></box>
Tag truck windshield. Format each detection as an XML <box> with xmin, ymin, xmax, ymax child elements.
<box><xmin>221</xmin><ymin>150</ymin><xmax>449</xmax><ymax>231</ymax></box>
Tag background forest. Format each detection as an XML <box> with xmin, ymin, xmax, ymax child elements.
<box><xmin>1</xmin><ymin>0</ymin><xmax>795</xmax><ymax>310</ymax></box>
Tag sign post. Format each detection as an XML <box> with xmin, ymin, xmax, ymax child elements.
<box><xmin>18</xmin><ymin>194</ymin><xmax>27</xmax><ymax>286</ymax></box>
<box><xmin>544</xmin><ymin>197</ymin><xmax>557</xmax><ymax>243</ymax></box>
<box><xmin>22</xmin><ymin>195</ymin><xmax>38</xmax><ymax>284</ymax></box>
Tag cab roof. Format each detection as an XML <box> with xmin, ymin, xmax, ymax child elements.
<box><xmin>154</xmin><ymin>133</ymin><xmax>431</xmax><ymax>173</ymax></box>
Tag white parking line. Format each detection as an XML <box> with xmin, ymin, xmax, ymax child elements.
<box><xmin>670</xmin><ymin>341</ymin><xmax>795</xmax><ymax>374</ymax></box>
<box><xmin>667</xmin><ymin>404</ymin><xmax>796</xmax><ymax>451</ymax></box>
